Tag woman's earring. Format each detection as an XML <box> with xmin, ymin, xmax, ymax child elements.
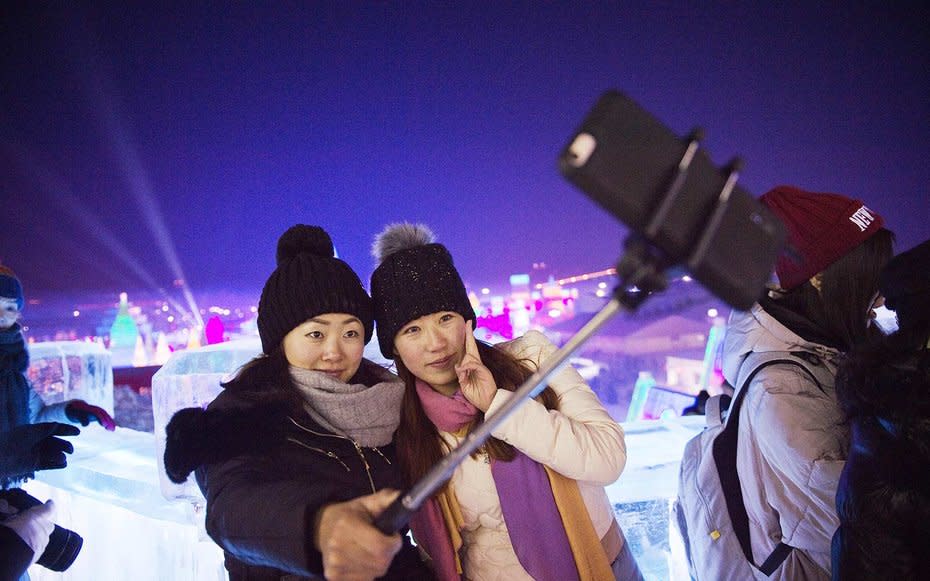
<box><xmin>808</xmin><ymin>273</ymin><xmax>824</xmax><ymax>293</ymax></box>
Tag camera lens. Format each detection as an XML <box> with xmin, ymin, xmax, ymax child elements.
<box><xmin>0</xmin><ymin>488</ymin><xmax>83</xmax><ymax>571</ymax></box>
<box><xmin>37</xmin><ymin>525</ymin><xmax>83</xmax><ymax>572</ymax></box>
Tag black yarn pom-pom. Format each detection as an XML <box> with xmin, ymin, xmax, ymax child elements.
<box><xmin>276</xmin><ymin>225</ymin><xmax>334</xmax><ymax>265</ymax></box>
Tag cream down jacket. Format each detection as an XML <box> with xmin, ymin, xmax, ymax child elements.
<box><xmin>439</xmin><ymin>330</ymin><xmax>627</xmax><ymax>580</ymax></box>
<box><xmin>722</xmin><ymin>304</ymin><xmax>846</xmax><ymax>580</ymax></box>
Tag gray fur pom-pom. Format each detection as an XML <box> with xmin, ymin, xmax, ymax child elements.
<box><xmin>371</xmin><ymin>223</ymin><xmax>435</xmax><ymax>263</ymax></box>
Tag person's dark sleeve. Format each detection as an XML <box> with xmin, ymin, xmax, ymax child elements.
<box><xmin>0</xmin><ymin>423</ymin><xmax>79</xmax><ymax>481</ymax></box>
<box><xmin>196</xmin><ymin>455</ymin><xmax>339</xmax><ymax>577</ymax></box>
<box><xmin>0</xmin><ymin>525</ymin><xmax>35</xmax><ymax>580</ymax></box>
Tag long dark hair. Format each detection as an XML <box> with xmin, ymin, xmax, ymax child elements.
<box><xmin>771</xmin><ymin>228</ymin><xmax>895</xmax><ymax>351</ymax></box>
<box><xmin>394</xmin><ymin>340</ymin><xmax>560</xmax><ymax>489</ymax></box>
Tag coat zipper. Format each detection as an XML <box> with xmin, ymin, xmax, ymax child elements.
<box><xmin>286</xmin><ymin>438</ymin><xmax>350</xmax><ymax>472</ymax></box>
<box><xmin>288</xmin><ymin>416</ymin><xmax>384</xmax><ymax>493</ymax></box>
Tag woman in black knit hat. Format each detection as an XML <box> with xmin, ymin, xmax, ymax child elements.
<box><xmin>370</xmin><ymin>223</ymin><xmax>641</xmax><ymax>581</ymax></box>
<box><xmin>164</xmin><ymin>225</ymin><xmax>433</xmax><ymax>581</ymax></box>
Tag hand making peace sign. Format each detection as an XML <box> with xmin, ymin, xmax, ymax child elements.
<box><xmin>454</xmin><ymin>320</ymin><xmax>498</xmax><ymax>412</ymax></box>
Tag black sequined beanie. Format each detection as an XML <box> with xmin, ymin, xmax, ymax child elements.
<box><xmin>370</xmin><ymin>223</ymin><xmax>476</xmax><ymax>358</ymax></box>
<box><xmin>257</xmin><ymin>225</ymin><xmax>373</xmax><ymax>354</ymax></box>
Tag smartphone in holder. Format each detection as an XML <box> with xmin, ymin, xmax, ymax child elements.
<box><xmin>558</xmin><ymin>90</ymin><xmax>785</xmax><ymax>310</ymax></box>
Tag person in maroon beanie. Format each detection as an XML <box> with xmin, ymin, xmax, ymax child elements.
<box><xmin>715</xmin><ymin>186</ymin><xmax>894</xmax><ymax>580</ymax></box>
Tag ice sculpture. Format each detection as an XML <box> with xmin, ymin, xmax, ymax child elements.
<box><xmin>151</xmin><ymin>337</ymin><xmax>263</xmax><ymax>502</ymax></box>
<box><xmin>25</xmin><ymin>426</ymin><xmax>226</xmax><ymax>581</ymax></box>
<box><xmin>607</xmin><ymin>416</ymin><xmax>703</xmax><ymax>580</ymax></box>
<box><xmin>109</xmin><ymin>292</ymin><xmax>141</xmax><ymax>367</ymax></box>
<box><xmin>27</xmin><ymin>340</ymin><xmax>114</xmax><ymax>417</ymax></box>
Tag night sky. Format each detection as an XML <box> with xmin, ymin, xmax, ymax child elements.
<box><xmin>2</xmin><ymin>2</ymin><xmax>928</xmax><ymax>299</ymax></box>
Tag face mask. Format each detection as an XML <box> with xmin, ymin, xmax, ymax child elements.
<box><xmin>0</xmin><ymin>298</ymin><xmax>20</xmax><ymax>330</ymax></box>
<box><xmin>871</xmin><ymin>304</ymin><xmax>899</xmax><ymax>335</ymax></box>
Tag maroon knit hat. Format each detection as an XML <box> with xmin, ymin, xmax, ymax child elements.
<box><xmin>760</xmin><ymin>185</ymin><xmax>885</xmax><ymax>290</ymax></box>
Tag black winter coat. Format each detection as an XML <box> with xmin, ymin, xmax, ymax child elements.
<box><xmin>168</xmin><ymin>383</ymin><xmax>433</xmax><ymax>581</ymax></box>
<box><xmin>832</xmin><ymin>347</ymin><xmax>930</xmax><ymax>580</ymax></box>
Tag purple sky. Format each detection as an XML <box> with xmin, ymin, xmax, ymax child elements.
<box><xmin>2</xmin><ymin>2</ymin><xmax>928</xmax><ymax>298</ymax></box>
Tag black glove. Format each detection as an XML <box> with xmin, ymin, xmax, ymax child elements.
<box><xmin>164</xmin><ymin>404</ymin><xmax>288</xmax><ymax>484</ymax></box>
<box><xmin>0</xmin><ymin>423</ymin><xmax>80</xmax><ymax>481</ymax></box>
<box><xmin>65</xmin><ymin>400</ymin><xmax>116</xmax><ymax>431</ymax></box>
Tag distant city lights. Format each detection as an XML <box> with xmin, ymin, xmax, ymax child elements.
<box><xmin>535</xmin><ymin>267</ymin><xmax>617</xmax><ymax>289</ymax></box>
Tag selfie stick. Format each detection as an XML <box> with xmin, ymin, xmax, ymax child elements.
<box><xmin>374</xmin><ymin>130</ymin><xmax>710</xmax><ymax>535</ymax></box>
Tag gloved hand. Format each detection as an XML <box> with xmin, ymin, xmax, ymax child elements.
<box><xmin>65</xmin><ymin>400</ymin><xmax>116</xmax><ymax>431</ymax></box>
<box><xmin>0</xmin><ymin>423</ymin><xmax>80</xmax><ymax>481</ymax></box>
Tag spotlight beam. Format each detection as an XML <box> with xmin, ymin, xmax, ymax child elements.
<box><xmin>5</xmin><ymin>144</ymin><xmax>193</xmax><ymax>319</ymax></box>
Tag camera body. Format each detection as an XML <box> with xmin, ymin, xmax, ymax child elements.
<box><xmin>0</xmin><ymin>488</ymin><xmax>83</xmax><ymax>572</ymax></box>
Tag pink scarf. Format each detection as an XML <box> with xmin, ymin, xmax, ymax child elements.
<box><xmin>411</xmin><ymin>379</ymin><xmax>579</xmax><ymax>581</ymax></box>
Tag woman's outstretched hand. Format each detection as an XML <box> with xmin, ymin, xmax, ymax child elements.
<box><xmin>314</xmin><ymin>489</ymin><xmax>403</xmax><ymax>581</ymax></box>
<box><xmin>455</xmin><ymin>320</ymin><xmax>498</xmax><ymax>412</ymax></box>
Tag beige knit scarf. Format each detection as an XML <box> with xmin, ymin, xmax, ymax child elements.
<box><xmin>289</xmin><ymin>360</ymin><xmax>404</xmax><ymax>447</ymax></box>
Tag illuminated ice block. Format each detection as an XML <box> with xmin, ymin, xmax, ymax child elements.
<box><xmin>151</xmin><ymin>338</ymin><xmax>263</xmax><ymax>503</ymax></box>
<box><xmin>25</xmin><ymin>426</ymin><xmax>226</xmax><ymax>581</ymax></box>
<box><xmin>27</xmin><ymin>340</ymin><xmax>114</xmax><ymax>416</ymax></box>
<box><xmin>607</xmin><ymin>416</ymin><xmax>704</xmax><ymax>581</ymax></box>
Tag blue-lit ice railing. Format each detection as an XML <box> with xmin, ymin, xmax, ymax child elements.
<box><xmin>24</xmin><ymin>425</ymin><xmax>227</xmax><ymax>581</ymax></box>
<box><xmin>27</xmin><ymin>420</ymin><xmax>702</xmax><ymax>580</ymax></box>
<box><xmin>607</xmin><ymin>417</ymin><xmax>704</xmax><ymax>580</ymax></box>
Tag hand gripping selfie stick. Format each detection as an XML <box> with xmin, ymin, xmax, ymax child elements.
<box><xmin>374</xmin><ymin>90</ymin><xmax>786</xmax><ymax>535</ymax></box>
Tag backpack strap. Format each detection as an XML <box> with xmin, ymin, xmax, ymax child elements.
<box><xmin>712</xmin><ymin>352</ymin><xmax>823</xmax><ymax>576</ymax></box>
<box><xmin>705</xmin><ymin>394</ymin><xmax>727</xmax><ymax>428</ymax></box>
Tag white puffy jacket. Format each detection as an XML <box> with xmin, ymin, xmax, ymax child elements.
<box><xmin>440</xmin><ymin>330</ymin><xmax>627</xmax><ymax>580</ymax></box>
<box><xmin>722</xmin><ymin>304</ymin><xmax>846</xmax><ymax>580</ymax></box>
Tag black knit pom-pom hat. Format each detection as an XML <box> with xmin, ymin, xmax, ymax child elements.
<box><xmin>369</xmin><ymin>223</ymin><xmax>476</xmax><ymax>359</ymax></box>
<box><xmin>257</xmin><ymin>225</ymin><xmax>373</xmax><ymax>354</ymax></box>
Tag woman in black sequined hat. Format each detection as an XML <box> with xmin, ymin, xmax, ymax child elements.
<box><xmin>833</xmin><ymin>238</ymin><xmax>930</xmax><ymax>580</ymax></box>
<box><xmin>164</xmin><ymin>225</ymin><xmax>433</xmax><ymax>581</ymax></box>
<box><xmin>370</xmin><ymin>223</ymin><xmax>641</xmax><ymax>581</ymax></box>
